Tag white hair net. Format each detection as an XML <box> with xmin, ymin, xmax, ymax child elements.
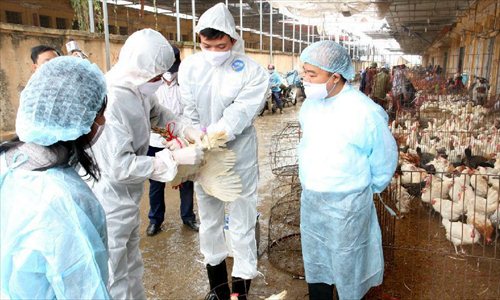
<box><xmin>16</xmin><ymin>56</ymin><xmax>106</xmax><ymax>146</ymax></box>
<box><xmin>107</xmin><ymin>29</ymin><xmax>175</xmax><ymax>86</ymax></box>
<box><xmin>195</xmin><ymin>3</ymin><xmax>245</xmax><ymax>54</ymax></box>
<box><xmin>300</xmin><ymin>40</ymin><xmax>355</xmax><ymax>80</ymax></box>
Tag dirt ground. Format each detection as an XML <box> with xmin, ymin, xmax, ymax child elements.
<box><xmin>138</xmin><ymin>95</ymin><xmax>500</xmax><ymax>300</ymax></box>
<box><xmin>139</xmin><ymin>102</ymin><xmax>309</xmax><ymax>300</ymax></box>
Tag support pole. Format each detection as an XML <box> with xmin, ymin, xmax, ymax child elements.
<box><xmin>292</xmin><ymin>19</ymin><xmax>295</xmax><ymax>54</ymax></box>
<box><xmin>270</xmin><ymin>2</ymin><xmax>273</xmax><ymax>63</ymax></box>
<box><xmin>102</xmin><ymin>0</ymin><xmax>110</xmax><ymax>70</ymax></box>
<box><xmin>88</xmin><ymin>0</ymin><xmax>95</xmax><ymax>33</ymax></box>
<box><xmin>176</xmin><ymin>0</ymin><xmax>180</xmax><ymax>42</ymax></box>
<box><xmin>307</xmin><ymin>25</ymin><xmax>310</xmax><ymax>45</ymax></box>
<box><xmin>239</xmin><ymin>0</ymin><xmax>243</xmax><ymax>38</ymax></box>
<box><xmin>282</xmin><ymin>14</ymin><xmax>285</xmax><ymax>52</ymax></box>
<box><xmin>299</xmin><ymin>23</ymin><xmax>302</xmax><ymax>53</ymax></box>
<box><xmin>259</xmin><ymin>0</ymin><xmax>262</xmax><ymax>51</ymax></box>
<box><xmin>192</xmin><ymin>0</ymin><xmax>196</xmax><ymax>51</ymax></box>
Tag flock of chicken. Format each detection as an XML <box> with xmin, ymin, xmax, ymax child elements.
<box><xmin>388</xmin><ymin>100</ymin><xmax>500</xmax><ymax>254</ymax></box>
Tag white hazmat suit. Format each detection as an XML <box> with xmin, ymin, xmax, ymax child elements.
<box><xmin>178</xmin><ymin>3</ymin><xmax>268</xmax><ymax>282</ymax></box>
<box><xmin>89</xmin><ymin>29</ymin><xmax>189</xmax><ymax>299</ymax></box>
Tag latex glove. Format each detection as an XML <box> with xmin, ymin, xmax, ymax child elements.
<box><xmin>183</xmin><ymin>126</ymin><xmax>205</xmax><ymax>145</ymax></box>
<box><xmin>163</xmin><ymin>137</ymin><xmax>189</xmax><ymax>151</ymax></box>
<box><xmin>151</xmin><ymin>150</ymin><xmax>178</xmax><ymax>182</ymax></box>
<box><xmin>207</xmin><ymin>123</ymin><xmax>235</xmax><ymax>142</ymax></box>
<box><xmin>172</xmin><ymin>146</ymin><xmax>204</xmax><ymax>165</ymax></box>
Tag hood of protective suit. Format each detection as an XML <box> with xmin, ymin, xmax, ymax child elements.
<box><xmin>195</xmin><ymin>3</ymin><xmax>245</xmax><ymax>54</ymax></box>
<box><xmin>107</xmin><ymin>29</ymin><xmax>175</xmax><ymax>86</ymax></box>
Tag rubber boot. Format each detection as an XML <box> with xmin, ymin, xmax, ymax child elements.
<box><xmin>307</xmin><ymin>283</ymin><xmax>336</xmax><ymax>300</ymax></box>
<box><xmin>231</xmin><ymin>276</ymin><xmax>252</xmax><ymax>300</ymax></box>
<box><xmin>206</xmin><ymin>260</ymin><xmax>230</xmax><ymax>300</ymax></box>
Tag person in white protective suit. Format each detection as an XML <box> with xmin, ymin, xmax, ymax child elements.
<box><xmin>178</xmin><ymin>3</ymin><xmax>268</xmax><ymax>300</ymax></box>
<box><xmin>1</xmin><ymin>56</ymin><xmax>109</xmax><ymax>299</ymax></box>
<box><xmin>88</xmin><ymin>29</ymin><xmax>205</xmax><ymax>299</ymax></box>
<box><xmin>298</xmin><ymin>40</ymin><xmax>398</xmax><ymax>300</ymax></box>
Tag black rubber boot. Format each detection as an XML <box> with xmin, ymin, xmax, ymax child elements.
<box><xmin>308</xmin><ymin>283</ymin><xmax>336</xmax><ymax>300</ymax></box>
<box><xmin>231</xmin><ymin>276</ymin><xmax>252</xmax><ymax>300</ymax></box>
<box><xmin>206</xmin><ymin>260</ymin><xmax>230</xmax><ymax>300</ymax></box>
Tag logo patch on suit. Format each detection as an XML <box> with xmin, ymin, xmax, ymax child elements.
<box><xmin>231</xmin><ymin>59</ymin><xmax>245</xmax><ymax>72</ymax></box>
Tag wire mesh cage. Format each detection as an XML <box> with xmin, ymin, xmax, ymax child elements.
<box><xmin>269</xmin><ymin>121</ymin><xmax>301</xmax><ymax>177</ymax></box>
<box><xmin>371</xmin><ymin>170</ymin><xmax>500</xmax><ymax>299</ymax></box>
<box><xmin>268</xmin><ymin>183</ymin><xmax>304</xmax><ymax>277</ymax></box>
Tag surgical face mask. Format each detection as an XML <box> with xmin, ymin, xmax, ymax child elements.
<box><xmin>163</xmin><ymin>72</ymin><xmax>175</xmax><ymax>82</ymax></box>
<box><xmin>268</xmin><ymin>70</ymin><xmax>274</xmax><ymax>74</ymax></box>
<box><xmin>85</xmin><ymin>122</ymin><xmax>105</xmax><ymax>148</ymax></box>
<box><xmin>201</xmin><ymin>48</ymin><xmax>231</xmax><ymax>66</ymax></box>
<box><xmin>303</xmin><ymin>74</ymin><xmax>337</xmax><ymax>100</ymax></box>
<box><xmin>138</xmin><ymin>79</ymin><xmax>163</xmax><ymax>96</ymax></box>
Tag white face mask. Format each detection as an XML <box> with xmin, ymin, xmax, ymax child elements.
<box><xmin>85</xmin><ymin>122</ymin><xmax>105</xmax><ymax>148</ymax></box>
<box><xmin>138</xmin><ymin>79</ymin><xmax>163</xmax><ymax>96</ymax></box>
<box><xmin>163</xmin><ymin>72</ymin><xmax>175</xmax><ymax>82</ymax></box>
<box><xmin>303</xmin><ymin>74</ymin><xmax>337</xmax><ymax>100</ymax></box>
<box><xmin>201</xmin><ymin>48</ymin><xmax>231</xmax><ymax>66</ymax></box>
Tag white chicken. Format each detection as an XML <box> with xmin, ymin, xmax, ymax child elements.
<box><xmin>431</xmin><ymin>198</ymin><xmax>465</xmax><ymax>221</ymax></box>
<box><xmin>449</xmin><ymin>181</ymin><xmax>475</xmax><ymax>204</ymax></box>
<box><xmin>169</xmin><ymin>131</ymin><xmax>242</xmax><ymax>202</ymax></box>
<box><xmin>488</xmin><ymin>175</ymin><xmax>500</xmax><ymax>190</ymax></box>
<box><xmin>396</xmin><ymin>186</ymin><xmax>412</xmax><ymax>214</ymax></box>
<box><xmin>489</xmin><ymin>206</ymin><xmax>500</xmax><ymax>234</ymax></box>
<box><xmin>400</xmin><ymin>163</ymin><xmax>428</xmax><ymax>184</ymax></box>
<box><xmin>466</xmin><ymin>212</ymin><xmax>494</xmax><ymax>244</ymax></box>
<box><xmin>468</xmin><ymin>171</ymin><xmax>489</xmax><ymax>198</ymax></box>
<box><xmin>421</xmin><ymin>175</ymin><xmax>453</xmax><ymax>203</ymax></box>
<box><xmin>265</xmin><ymin>290</ymin><xmax>287</xmax><ymax>300</ymax></box>
<box><xmin>465</xmin><ymin>190</ymin><xmax>499</xmax><ymax>217</ymax></box>
<box><xmin>441</xmin><ymin>218</ymin><xmax>480</xmax><ymax>254</ymax></box>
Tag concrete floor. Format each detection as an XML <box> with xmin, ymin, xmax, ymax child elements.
<box><xmin>139</xmin><ymin>102</ymin><xmax>309</xmax><ymax>299</ymax></box>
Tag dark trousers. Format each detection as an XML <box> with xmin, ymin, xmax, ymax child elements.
<box><xmin>271</xmin><ymin>90</ymin><xmax>283</xmax><ymax>109</ymax></box>
<box><xmin>147</xmin><ymin>146</ymin><xmax>196</xmax><ymax>225</ymax></box>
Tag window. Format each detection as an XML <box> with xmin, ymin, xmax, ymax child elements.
<box><xmin>39</xmin><ymin>15</ymin><xmax>51</xmax><ymax>28</ymax></box>
<box><xmin>119</xmin><ymin>26</ymin><xmax>128</xmax><ymax>35</ymax></box>
<box><xmin>56</xmin><ymin>18</ymin><xmax>67</xmax><ymax>29</ymax></box>
<box><xmin>458</xmin><ymin>47</ymin><xmax>465</xmax><ymax>73</ymax></box>
<box><xmin>72</xmin><ymin>20</ymin><xmax>79</xmax><ymax>30</ymax></box>
<box><xmin>6</xmin><ymin>11</ymin><xmax>22</xmax><ymax>24</ymax></box>
<box><xmin>108</xmin><ymin>25</ymin><xmax>117</xmax><ymax>34</ymax></box>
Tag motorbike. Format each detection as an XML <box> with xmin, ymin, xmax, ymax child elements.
<box><xmin>258</xmin><ymin>89</ymin><xmax>277</xmax><ymax>116</ymax></box>
<box><xmin>282</xmin><ymin>70</ymin><xmax>304</xmax><ymax>106</ymax></box>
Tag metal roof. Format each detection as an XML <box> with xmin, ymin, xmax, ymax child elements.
<box><xmin>118</xmin><ymin>1</ymin><xmax>476</xmax><ymax>54</ymax></box>
<box><xmin>385</xmin><ymin>0</ymin><xmax>473</xmax><ymax>54</ymax></box>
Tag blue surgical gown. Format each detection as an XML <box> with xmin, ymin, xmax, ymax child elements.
<box><xmin>0</xmin><ymin>154</ymin><xmax>110</xmax><ymax>299</ymax></box>
<box><xmin>298</xmin><ymin>84</ymin><xmax>397</xmax><ymax>300</ymax></box>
